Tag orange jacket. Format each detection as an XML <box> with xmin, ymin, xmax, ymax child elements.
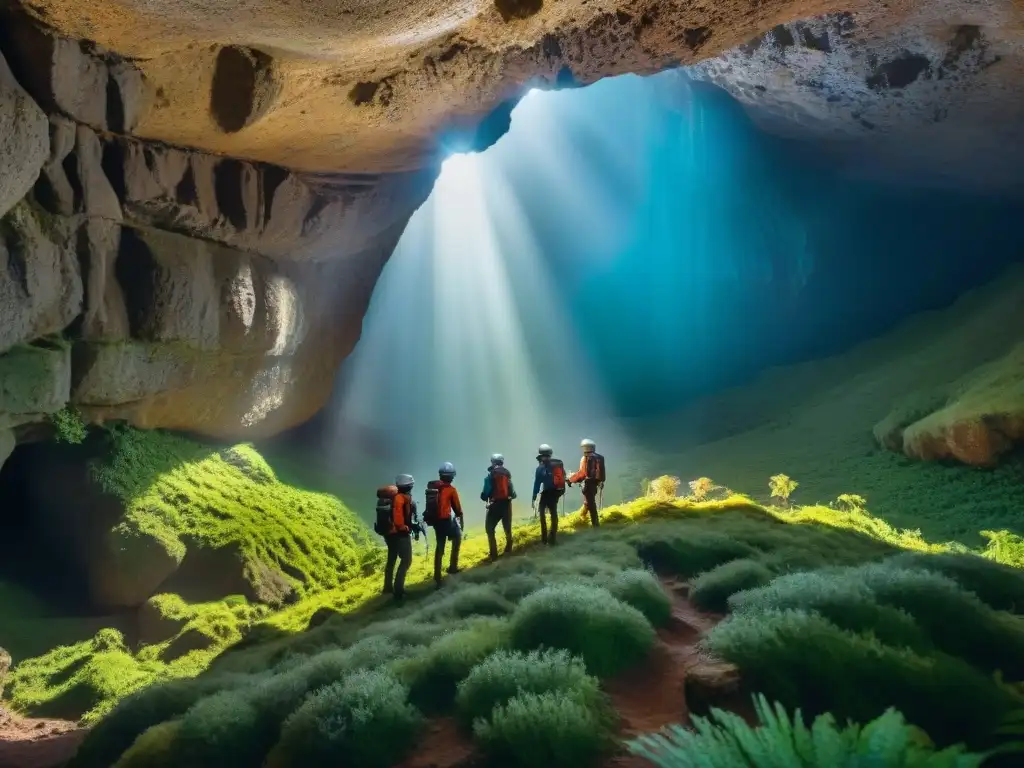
<box><xmin>391</xmin><ymin>493</ymin><xmax>411</xmax><ymax>534</ymax></box>
<box><xmin>438</xmin><ymin>482</ymin><xmax>463</xmax><ymax>520</ymax></box>
<box><xmin>569</xmin><ymin>455</ymin><xmax>589</xmax><ymax>484</ymax></box>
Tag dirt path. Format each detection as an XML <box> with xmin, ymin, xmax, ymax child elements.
<box><xmin>0</xmin><ymin>707</ymin><xmax>84</xmax><ymax>768</ymax></box>
<box><xmin>397</xmin><ymin>578</ymin><xmax>733</xmax><ymax>768</ymax></box>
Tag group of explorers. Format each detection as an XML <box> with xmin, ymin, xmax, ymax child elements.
<box><xmin>374</xmin><ymin>439</ymin><xmax>607</xmax><ymax>600</ymax></box>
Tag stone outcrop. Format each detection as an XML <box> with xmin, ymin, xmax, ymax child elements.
<box><xmin>872</xmin><ymin>267</ymin><xmax>1024</xmax><ymax>467</ymax></box>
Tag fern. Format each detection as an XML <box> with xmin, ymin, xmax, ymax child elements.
<box><xmin>626</xmin><ymin>694</ymin><xmax>987</xmax><ymax>767</ymax></box>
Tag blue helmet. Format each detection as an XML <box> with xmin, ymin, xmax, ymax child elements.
<box><xmin>439</xmin><ymin>462</ymin><xmax>456</xmax><ymax>478</ymax></box>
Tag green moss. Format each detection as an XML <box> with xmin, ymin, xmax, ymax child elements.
<box><xmin>90</xmin><ymin>425</ymin><xmax>373</xmax><ymax>594</ymax></box>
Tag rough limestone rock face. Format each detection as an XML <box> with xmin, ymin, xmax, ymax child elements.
<box><xmin>688</xmin><ymin>3</ymin><xmax>1024</xmax><ymax>194</ymax></box>
<box><xmin>0</xmin><ymin>51</ymin><xmax>48</xmax><ymax>218</ymax></box>
<box><xmin>0</xmin><ymin>0</ymin><xmax>1021</xmax><ymax>442</ymax></box>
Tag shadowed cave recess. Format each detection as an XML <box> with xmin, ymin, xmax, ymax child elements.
<box><xmin>1</xmin><ymin>0</ymin><xmax>1024</xmax><ymax>766</ymax></box>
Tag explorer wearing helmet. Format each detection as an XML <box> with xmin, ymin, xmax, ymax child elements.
<box><xmin>568</xmin><ymin>439</ymin><xmax>606</xmax><ymax>528</ymax></box>
<box><xmin>481</xmin><ymin>454</ymin><xmax>517</xmax><ymax>561</ymax></box>
<box><xmin>531</xmin><ymin>444</ymin><xmax>566</xmax><ymax>545</ymax></box>
<box><xmin>431</xmin><ymin>462</ymin><xmax>464</xmax><ymax>587</ymax></box>
<box><xmin>378</xmin><ymin>474</ymin><xmax>416</xmax><ymax>600</ymax></box>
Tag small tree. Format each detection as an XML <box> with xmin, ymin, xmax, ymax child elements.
<box><xmin>688</xmin><ymin>478</ymin><xmax>715</xmax><ymax>502</ymax></box>
<box><xmin>51</xmin><ymin>406</ymin><xmax>87</xmax><ymax>444</ymax></box>
<box><xmin>833</xmin><ymin>493</ymin><xmax>867</xmax><ymax>513</ymax></box>
<box><xmin>648</xmin><ymin>476</ymin><xmax>681</xmax><ymax>500</ymax></box>
<box><xmin>768</xmin><ymin>474</ymin><xmax>798</xmax><ymax>507</ymax></box>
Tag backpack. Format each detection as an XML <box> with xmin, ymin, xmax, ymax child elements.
<box><xmin>549</xmin><ymin>459</ymin><xmax>566</xmax><ymax>494</ymax></box>
<box><xmin>490</xmin><ymin>466</ymin><xmax>512</xmax><ymax>501</ymax></box>
<box><xmin>586</xmin><ymin>453</ymin><xmax>606</xmax><ymax>483</ymax></box>
<box><xmin>423</xmin><ymin>480</ymin><xmax>442</xmax><ymax>526</ymax></box>
<box><xmin>373</xmin><ymin>485</ymin><xmax>398</xmax><ymax>536</ymax></box>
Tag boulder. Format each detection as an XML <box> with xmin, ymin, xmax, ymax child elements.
<box><xmin>88</xmin><ymin>520</ymin><xmax>184</xmax><ymax>609</ymax></box>
<box><xmin>900</xmin><ymin>345</ymin><xmax>1024</xmax><ymax>466</ymax></box>
<box><xmin>0</xmin><ymin>51</ymin><xmax>48</xmax><ymax>220</ymax></box>
<box><xmin>136</xmin><ymin>597</ymin><xmax>188</xmax><ymax>647</ymax></box>
<box><xmin>0</xmin><ymin>201</ymin><xmax>83</xmax><ymax>355</ymax></box>
<box><xmin>684</xmin><ymin>657</ymin><xmax>746</xmax><ymax>718</ymax></box>
<box><xmin>0</xmin><ymin>340</ymin><xmax>72</xmax><ymax>430</ymax></box>
<box><xmin>156</xmin><ymin>541</ymin><xmax>295</xmax><ymax>607</ymax></box>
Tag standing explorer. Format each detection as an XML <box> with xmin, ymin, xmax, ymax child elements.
<box><xmin>531</xmin><ymin>444</ymin><xmax>566</xmax><ymax>545</ymax></box>
<box><xmin>481</xmin><ymin>453</ymin><xmax>516</xmax><ymax>561</ymax></box>
<box><xmin>375</xmin><ymin>474</ymin><xmax>417</xmax><ymax>601</ymax></box>
<box><xmin>568</xmin><ymin>438</ymin><xmax>606</xmax><ymax>528</ymax></box>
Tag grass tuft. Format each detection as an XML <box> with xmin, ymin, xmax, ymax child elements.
<box><xmin>690</xmin><ymin>559</ymin><xmax>775</xmax><ymax>613</ymax></box>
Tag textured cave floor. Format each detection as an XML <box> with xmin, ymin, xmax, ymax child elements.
<box><xmin>0</xmin><ymin>707</ymin><xmax>83</xmax><ymax>768</ymax></box>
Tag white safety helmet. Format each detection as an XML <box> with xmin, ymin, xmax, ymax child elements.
<box><xmin>490</xmin><ymin>454</ymin><xmax>505</xmax><ymax>466</ymax></box>
<box><xmin>581</xmin><ymin>438</ymin><xmax>596</xmax><ymax>453</ymax></box>
<box><xmin>537</xmin><ymin>444</ymin><xmax>553</xmax><ymax>457</ymax></box>
<box><xmin>395</xmin><ymin>473</ymin><xmax>414</xmax><ymax>488</ymax></box>
<box><xmin>439</xmin><ymin>462</ymin><xmax>456</xmax><ymax>478</ymax></box>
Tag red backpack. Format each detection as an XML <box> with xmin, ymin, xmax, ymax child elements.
<box><xmin>423</xmin><ymin>480</ymin><xmax>442</xmax><ymax>526</ymax></box>
<box><xmin>549</xmin><ymin>459</ymin><xmax>566</xmax><ymax>493</ymax></box>
<box><xmin>586</xmin><ymin>453</ymin><xmax>606</xmax><ymax>483</ymax></box>
<box><xmin>490</xmin><ymin>467</ymin><xmax>512</xmax><ymax>501</ymax></box>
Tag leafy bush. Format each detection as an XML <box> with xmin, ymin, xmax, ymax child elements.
<box><xmin>391</xmin><ymin>617</ymin><xmax>507</xmax><ymax>712</ymax></box>
<box><xmin>856</xmin><ymin>563</ymin><xmax>1024</xmax><ymax>678</ymax></box>
<box><xmin>833</xmin><ymin>493</ymin><xmax>867</xmax><ymax>513</ymax></box>
<box><xmin>411</xmin><ymin>584</ymin><xmax>515</xmax><ymax>622</ymax></box>
<box><xmin>690</xmin><ymin>559</ymin><xmax>774</xmax><ymax>613</ymax></box>
<box><xmin>494</xmin><ymin>572</ymin><xmax>545</xmax><ymax>602</ymax></box>
<box><xmin>688</xmin><ymin>477</ymin><xmax>715</xmax><ymax>501</ymax></box>
<box><xmin>627</xmin><ymin>693</ymin><xmax>987</xmax><ymax>767</ymax></box>
<box><xmin>704</xmin><ymin>609</ymin><xmax>1018</xmax><ymax>747</ymax></box>
<box><xmin>769</xmin><ymin>474</ymin><xmax>798</xmax><ymax>506</ymax></box>
<box><xmin>51</xmin><ymin>406</ymin><xmax>87</xmax><ymax>443</ymax></box>
<box><xmin>887</xmin><ymin>551</ymin><xmax>1024</xmax><ymax>614</ymax></box>
<box><xmin>648</xmin><ymin>476</ymin><xmax>681</xmax><ymax>499</ymax></box>
<box><xmin>174</xmin><ymin>689</ymin><xmax>268</xmax><ymax>766</ymax></box>
<box><xmin>509</xmin><ymin>584</ymin><xmax>655</xmax><ymax>678</ymax></box>
<box><xmin>268</xmin><ymin>670</ymin><xmax>421</xmax><ymax>768</ymax></box>
<box><xmin>633</xmin><ymin>532</ymin><xmax>757</xmax><ymax>578</ymax></box>
<box><xmin>70</xmin><ymin>676</ymin><xmax>243</xmax><ymax>768</ymax></box>
<box><xmin>728</xmin><ymin>570</ymin><xmax>931</xmax><ymax>651</ymax></box>
<box><xmin>455</xmin><ymin>649</ymin><xmax>603</xmax><ymax>729</ymax></box>
<box><xmin>608</xmin><ymin>569</ymin><xmax>672</xmax><ymax>627</ymax></box>
<box><xmin>474</xmin><ymin>690</ymin><xmax>615</xmax><ymax>767</ymax></box>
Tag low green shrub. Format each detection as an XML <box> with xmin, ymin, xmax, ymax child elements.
<box><xmin>174</xmin><ymin>689</ymin><xmax>268</xmax><ymax>766</ymax></box>
<box><xmin>455</xmin><ymin>649</ymin><xmax>603</xmax><ymax>729</ymax></box>
<box><xmin>411</xmin><ymin>584</ymin><xmax>514</xmax><ymax>622</ymax></box>
<box><xmin>473</xmin><ymin>690</ymin><xmax>615</xmax><ymax>767</ymax></box>
<box><xmin>268</xmin><ymin>670</ymin><xmax>421</xmax><ymax>768</ymax></box>
<box><xmin>704</xmin><ymin>609</ymin><xmax>1018</xmax><ymax>748</ymax></box>
<box><xmin>69</xmin><ymin>675</ymin><xmax>244</xmax><ymax>768</ymax></box>
<box><xmin>887</xmin><ymin>551</ymin><xmax>1024</xmax><ymax>613</ymax></box>
<box><xmin>509</xmin><ymin>584</ymin><xmax>655</xmax><ymax>678</ymax></box>
<box><xmin>728</xmin><ymin>570</ymin><xmax>931</xmax><ymax>651</ymax></box>
<box><xmin>857</xmin><ymin>563</ymin><xmax>1024</xmax><ymax>678</ymax></box>
<box><xmin>690</xmin><ymin>559</ymin><xmax>774</xmax><ymax>613</ymax></box>
<box><xmin>633</xmin><ymin>532</ymin><xmax>757</xmax><ymax>578</ymax></box>
<box><xmin>627</xmin><ymin>693</ymin><xmax>987</xmax><ymax>767</ymax></box>
<box><xmin>493</xmin><ymin>572</ymin><xmax>545</xmax><ymax>602</ymax></box>
<box><xmin>391</xmin><ymin>617</ymin><xmax>508</xmax><ymax>712</ymax></box>
<box><xmin>608</xmin><ymin>569</ymin><xmax>672</xmax><ymax>627</ymax></box>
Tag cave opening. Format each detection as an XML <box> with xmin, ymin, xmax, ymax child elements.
<box><xmin>271</xmin><ymin>63</ymin><xmax>1024</xmax><ymax>505</ymax></box>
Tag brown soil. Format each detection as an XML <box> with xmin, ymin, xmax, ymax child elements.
<box><xmin>0</xmin><ymin>707</ymin><xmax>84</xmax><ymax>768</ymax></box>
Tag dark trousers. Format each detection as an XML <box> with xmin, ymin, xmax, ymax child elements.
<box><xmin>485</xmin><ymin>499</ymin><xmax>513</xmax><ymax>559</ymax></box>
<box><xmin>383</xmin><ymin>534</ymin><xmax>412</xmax><ymax>597</ymax></box>
<box><xmin>582</xmin><ymin>480</ymin><xmax>600</xmax><ymax>527</ymax></box>
<box><xmin>434</xmin><ymin>517</ymin><xmax>462</xmax><ymax>582</ymax></box>
<box><xmin>538</xmin><ymin>490</ymin><xmax>561</xmax><ymax>544</ymax></box>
